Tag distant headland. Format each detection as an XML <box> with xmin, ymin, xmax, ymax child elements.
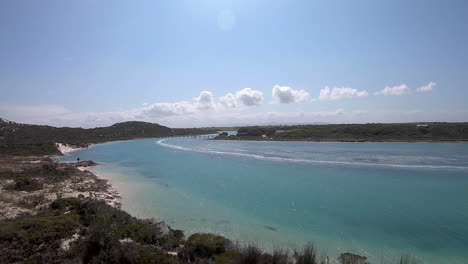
<box><xmin>213</xmin><ymin>123</ymin><xmax>468</xmax><ymax>143</ymax></box>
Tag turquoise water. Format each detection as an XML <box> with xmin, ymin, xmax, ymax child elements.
<box><xmin>60</xmin><ymin>138</ymin><xmax>468</xmax><ymax>263</ymax></box>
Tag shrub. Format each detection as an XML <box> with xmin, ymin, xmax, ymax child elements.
<box><xmin>295</xmin><ymin>243</ymin><xmax>318</xmax><ymax>264</ymax></box>
<box><xmin>0</xmin><ymin>214</ymin><xmax>79</xmax><ymax>263</ymax></box>
<box><xmin>269</xmin><ymin>248</ymin><xmax>290</xmax><ymax>264</ymax></box>
<box><xmin>6</xmin><ymin>176</ymin><xmax>42</xmax><ymax>191</ymax></box>
<box><xmin>238</xmin><ymin>244</ymin><xmax>262</xmax><ymax>264</ymax></box>
<box><xmin>42</xmin><ymin>162</ymin><xmax>57</xmax><ymax>172</ymax></box>
<box><xmin>215</xmin><ymin>251</ymin><xmax>241</xmax><ymax>264</ymax></box>
<box><xmin>337</xmin><ymin>252</ymin><xmax>368</xmax><ymax>264</ymax></box>
<box><xmin>400</xmin><ymin>254</ymin><xmax>417</xmax><ymax>264</ymax></box>
<box><xmin>184</xmin><ymin>233</ymin><xmax>230</xmax><ymax>260</ymax></box>
<box><xmin>118</xmin><ymin>243</ymin><xmax>179</xmax><ymax>264</ymax></box>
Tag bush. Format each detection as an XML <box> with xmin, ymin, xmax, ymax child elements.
<box><xmin>238</xmin><ymin>244</ymin><xmax>262</xmax><ymax>264</ymax></box>
<box><xmin>48</xmin><ymin>198</ymin><xmax>184</xmax><ymax>263</ymax></box>
<box><xmin>118</xmin><ymin>243</ymin><xmax>179</xmax><ymax>264</ymax></box>
<box><xmin>400</xmin><ymin>254</ymin><xmax>417</xmax><ymax>264</ymax></box>
<box><xmin>6</xmin><ymin>176</ymin><xmax>42</xmax><ymax>191</ymax></box>
<box><xmin>0</xmin><ymin>214</ymin><xmax>79</xmax><ymax>263</ymax></box>
<box><xmin>295</xmin><ymin>243</ymin><xmax>318</xmax><ymax>264</ymax></box>
<box><xmin>42</xmin><ymin>162</ymin><xmax>57</xmax><ymax>172</ymax></box>
<box><xmin>183</xmin><ymin>233</ymin><xmax>230</xmax><ymax>260</ymax></box>
<box><xmin>215</xmin><ymin>251</ymin><xmax>241</xmax><ymax>264</ymax></box>
<box><xmin>218</xmin><ymin>132</ymin><xmax>229</xmax><ymax>137</ymax></box>
<box><xmin>268</xmin><ymin>249</ymin><xmax>290</xmax><ymax>264</ymax></box>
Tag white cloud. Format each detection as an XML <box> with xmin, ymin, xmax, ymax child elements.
<box><xmin>417</xmin><ymin>82</ymin><xmax>436</xmax><ymax>93</ymax></box>
<box><xmin>272</xmin><ymin>85</ymin><xmax>310</xmax><ymax>104</ymax></box>
<box><xmin>219</xmin><ymin>93</ymin><xmax>237</xmax><ymax>108</ymax></box>
<box><xmin>2</xmin><ymin>101</ymin><xmax>468</xmax><ymax>128</ymax></box>
<box><xmin>140</xmin><ymin>102</ymin><xmax>196</xmax><ymax>117</ymax></box>
<box><xmin>1</xmin><ymin>82</ymin><xmax>460</xmax><ymax>128</ymax></box>
<box><xmin>375</xmin><ymin>84</ymin><xmax>410</xmax><ymax>96</ymax></box>
<box><xmin>318</xmin><ymin>87</ymin><xmax>369</xmax><ymax>100</ymax></box>
<box><xmin>194</xmin><ymin>91</ymin><xmax>215</xmax><ymax>110</ymax></box>
<box><xmin>235</xmin><ymin>88</ymin><xmax>264</xmax><ymax>106</ymax></box>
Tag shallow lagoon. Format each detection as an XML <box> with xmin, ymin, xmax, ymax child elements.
<box><xmin>61</xmin><ymin>138</ymin><xmax>468</xmax><ymax>263</ymax></box>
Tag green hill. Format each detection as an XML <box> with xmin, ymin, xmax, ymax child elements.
<box><xmin>0</xmin><ymin>119</ymin><xmax>214</xmax><ymax>156</ymax></box>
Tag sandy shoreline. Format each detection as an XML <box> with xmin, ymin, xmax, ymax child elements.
<box><xmin>56</xmin><ymin>144</ymin><xmax>124</xmax><ymax>207</ymax></box>
<box><xmin>75</xmin><ymin>164</ymin><xmax>122</xmax><ymax>208</ymax></box>
<box><xmin>56</xmin><ymin>137</ymin><xmax>172</xmax><ymax>156</ymax></box>
<box><xmin>55</xmin><ymin>143</ymin><xmax>86</xmax><ymax>155</ymax></box>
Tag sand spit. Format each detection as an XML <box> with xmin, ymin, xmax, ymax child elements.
<box><xmin>55</xmin><ymin>143</ymin><xmax>86</xmax><ymax>155</ymax></box>
<box><xmin>0</xmin><ymin>155</ymin><xmax>121</xmax><ymax>220</ymax></box>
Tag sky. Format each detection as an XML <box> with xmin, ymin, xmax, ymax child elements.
<box><xmin>1</xmin><ymin>0</ymin><xmax>467</xmax><ymax>128</ymax></box>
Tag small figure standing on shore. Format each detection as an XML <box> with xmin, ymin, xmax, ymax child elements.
<box><xmin>77</xmin><ymin>157</ymin><xmax>80</xmax><ymax>162</ymax></box>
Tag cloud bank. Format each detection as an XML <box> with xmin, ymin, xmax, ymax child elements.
<box><xmin>318</xmin><ymin>87</ymin><xmax>369</xmax><ymax>100</ymax></box>
<box><xmin>219</xmin><ymin>93</ymin><xmax>237</xmax><ymax>108</ymax></box>
<box><xmin>195</xmin><ymin>91</ymin><xmax>215</xmax><ymax>110</ymax></box>
<box><xmin>2</xmin><ymin>101</ymin><xmax>463</xmax><ymax>129</ymax></box>
<box><xmin>1</xmin><ymin>80</ymin><xmax>449</xmax><ymax>128</ymax></box>
<box><xmin>417</xmin><ymin>82</ymin><xmax>436</xmax><ymax>92</ymax></box>
<box><xmin>375</xmin><ymin>84</ymin><xmax>410</xmax><ymax>96</ymax></box>
<box><xmin>139</xmin><ymin>102</ymin><xmax>196</xmax><ymax>117</ymax></box>
<box><xmin>272</xmin><ymin>85</ymin><xmax>310</xmax><ymax>103</ymax></box>
<box><xmin>235</xmin><ymin>88</ymin><xmax>264</xmax><ymax>106</ymax></box>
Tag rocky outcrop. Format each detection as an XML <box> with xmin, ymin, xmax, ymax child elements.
<box><xmin>75</xmin><ymin>160</ymin><xmax>98</xmax><ymax>167</ymax></box>
<box><xmin>338</xmin><ymin>252</ymin><xmax>368</xmax><ymax>264</ymax></box>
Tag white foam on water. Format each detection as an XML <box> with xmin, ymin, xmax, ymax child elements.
<box><xmin>156</xmin><ymin>139</ymin><xmax>468</xmax><ymax>171</ymax></box>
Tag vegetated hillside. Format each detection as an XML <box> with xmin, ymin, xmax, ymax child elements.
<box><xmin>0</xmin><ymin>119</ymin><xmax>215</xmax><ymax>155</ymax></box>
<box><xmin>216</xmin><ymin>123</ymin><xmax>468</xmax><ymax>142</ymax></box>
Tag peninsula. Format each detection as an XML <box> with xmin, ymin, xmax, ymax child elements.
<box><xmin>213</xmin><ymin>123</ymin><xmax>468</xmax><ymax>142</ymax></box>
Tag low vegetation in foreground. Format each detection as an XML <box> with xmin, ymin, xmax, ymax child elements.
<box><xmin>0</xmin><ymin>197</ymin><xmax>421</xmax><ymax>264</ymax></box>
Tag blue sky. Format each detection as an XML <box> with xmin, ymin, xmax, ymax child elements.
<box><xmin>1</xmin><ymin>0</ymin><xmax>467</xmax><ymax>127</ymax></box>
